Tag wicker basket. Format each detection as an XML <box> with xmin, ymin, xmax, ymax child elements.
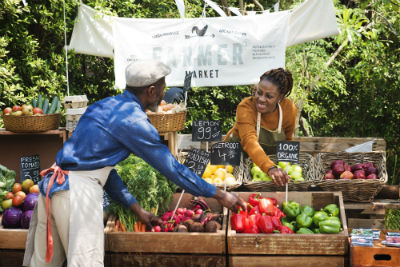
<box><xmin>147</xmin><ymin>111</ymin><xmax>186</xmax><ymax>133</ymax></box>
<box><xmin>175</xmin><ymin>151</ymin><xmax>242</xmax><ymax>191</ymax></box>
<box><xmin>243</xmin><ymin>153</ymin><xmax>316</xmax><ymax>191</ymax></box>
<box><xmin>3</xmin><ymin>113</ymin><xmax>61</xmax><ymax>133</ymax></box>
<box><xmin>315</xmin><ymin>152</ymin><xmax>388</xmax><ymax>202</ymax></box>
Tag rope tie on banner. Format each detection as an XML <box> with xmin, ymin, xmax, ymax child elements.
<box><xmin>63</xmin><ymin>0</ymin><xmax>70</xmax><ymax>96</ymax></box>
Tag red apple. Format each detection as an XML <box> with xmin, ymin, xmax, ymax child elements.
<box><xmin>324</xmin><ymin>170</ymin><xmax>335</xmax><ymax>180</ymax></box>
<box><xmin>344</xmin><ymin>164</ymin><xmax>351</xmax><ymax>172</ymax></box>
<box><xmin>366</xmin><ymin>167</ymin><xmax>378</xmax><ymax>176</ymax></box>
<box><xmin>32</xmin><ymin>107</ymin><xmax>43</xmax><ymax>115</ymax></box>
<box><xmin>3</xmin><ymin>107</ymin><xmax>12</xmax><ymax>115</ymax></box>
<box><xmin>12</xmin><ymin>105</ymin><xmax>22</xmax><ymax>112</ymax></box>
<box><xmin>331</xmin><ymin>160</ymin><xmax>344</xmax><ymax>169</ymax></box>
<box><xmin>340</xmin><ymin>171</ymin><xmax>354</xmax><ymax>179</ymax></box>
<box><xmin>366</xmin><ymin>173</ymin><xmax>378</xmax><ymax>179</ymax></box>
<box><xmin>354</xmin><ymin>169</ymin><xmax>366</xmax><ymax>179</ymax></box>
<box><xmin>351</xmin><ymin>163</ymin><xmax>364</xmax><ymax>172</ymax></box>
<box><xmin>363</xmin><ymin>162</ymin><xmax>375</xmax><ymax>169</ymax></box>
<box><xmin>332</xmin><ymin>164</ymin><xmax>345</xmax><ymax>178</ymax></box>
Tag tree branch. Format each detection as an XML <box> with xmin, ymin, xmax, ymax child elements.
<box><xmin>252</xmin><ymin>0</ymin><xmax>264</xmax><ymax>11</ymax></box>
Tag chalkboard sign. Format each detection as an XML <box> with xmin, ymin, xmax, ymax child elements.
<box><xmin>210</xmin><ymin>142</ymin><xmax>241</xmax><ymax>166</ymax></box>
<box><xmin>192</xmin><ymin>120</ymin><xmax>222</xmax><ymax>142</ymax></box>
<box><xmin>276</xmin><ymin>141</ymin><xmax>300</xmax><ymax>163</ymax></box>
<box><xmin>183</xmin><ymin>71</ymin><xmax>193</xmax><ymax>92</ymax></box>
<box><xmin>183</xmin><ymin>148</ymin><xmax>210</xmax><ymax>177</ymax></box>
<box><xmin>20</xmin><ymin>155</ymin><xmax>40</xmax><ymax>183</ymax></box>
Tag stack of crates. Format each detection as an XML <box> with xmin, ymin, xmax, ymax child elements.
<box><xmin>63</xmin><ymin>95</ymin><xmax>88</xmax><ymax>132</ymax></box>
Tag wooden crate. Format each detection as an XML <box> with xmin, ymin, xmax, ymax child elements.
<box><xmin>105</xmin><ymin>193</ymin><xmax>227</xmax><ymax>255</ymax></box>
<box><xmin>350</xmin><ymin>231</ymin><xmax>400</xmax><ymax>267</ymax></box>
<box><xmin>0</xmin><ymin>216</ymin><xmax>28</xmax><ymax>250</ymax></box>
<box><xmin>227</xmin><ymin>192</ymin><xmax>349</xmax><ymax>256</ymax></box>
<box><xmin>229</xmin><ymin>255</ymin><xmax>346</xmax><ymax>267</ymax></box>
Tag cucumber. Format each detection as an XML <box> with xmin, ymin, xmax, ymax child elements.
<box><xmin>48</xmin><ymin>96</ymin><xmax>59</xmax><ymax>114</ymax></box>
<box><xmin>38</xmin><ymin>94</ymin><xmax>43</xmax><ymax>109</ymax></box>
<box><xmin>55</xmin><ymin>99</ymin><xmax>61</xmax><ymax>113</ymax></box>
<box><xmin>32</xmin><ymin>98</ymin><xmax>37</xmax><ymax>108</ymax></box>
<box><xmin>42</xmin><ymin>98</ymin><xmax>49</xmax><ymax>114</ymax></box>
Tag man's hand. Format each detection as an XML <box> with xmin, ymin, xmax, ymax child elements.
<box><xmin>130</xmin><ymin>202</ymin><xmax>162</xmax><ymax>230</ymax></box>
<box><xmin>214</xmin><ymin>189</ymin><xmax>247</xmax><ymax>213</ymax></box>
<box><xmin>268</xmin><ymin>167</ymin><xmax>290</xmax><ymax>186</ymax></box>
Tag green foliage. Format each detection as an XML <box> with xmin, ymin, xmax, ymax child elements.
<box><xmin>0</xmin><ymin>0</ymin><xmax>399</xmax><ymax>183</ymax></box>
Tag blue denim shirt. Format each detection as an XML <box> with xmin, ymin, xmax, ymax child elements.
<box><xmin>40</xmin><ymin>90</ymin><xmax>216</xmax><ymax>208</ymax></box>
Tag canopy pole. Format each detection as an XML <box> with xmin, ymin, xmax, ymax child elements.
<box><xmin>63</xmin><ymin>0</ymin><xmax>70</xmax><ymax>96</ymax></box>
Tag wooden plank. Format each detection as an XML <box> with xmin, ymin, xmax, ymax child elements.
<box><xmin>0</xmin><ymin>216</ymin><xmax>27</xmax><ymax>249</ymax></box>
<box><xmin>110</xmin><ymin>253</ymin><xmax>226</xmax><ymax>267</ymax></box>
<box><xmin>347</xmin><ymin>218</ymin><xmax>385</xmax><ymax>229</ymax></box>
<box><xmin>229</xmin><ymin>255</ymin><xmax>346</xmax><ymax>267</ymax></box>
<box><xmin>106</xmin><ymin>194</ymin><xmax>227</xmax><ymax>254</ymax></box>
<box><xmin>0</xmin><ymin>249</ymin><xmax>25</xmax><ymax>267</ymax></box>
<box><xmin>227</xmin><ymin>192</ymin><xmax>349</xmax><ymax>256</ymax></box>
<box><xmin>373</xmin><ymin>199</ymin><xmax>400</xmax><ymax>210</ymax></box>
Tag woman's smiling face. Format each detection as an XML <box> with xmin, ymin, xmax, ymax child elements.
<box><xmin>254</xmin><ymin>79</ymin><xmax>282</xmax><ymax>114</ymax></box>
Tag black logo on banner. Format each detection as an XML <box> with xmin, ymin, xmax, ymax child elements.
<box><xmin>184</xmin><ymin>148</ymin><xmax>210</xmax><ymax>177</ymax></box>
<box><xmin>192</xmin><ymin>120</ymin><xmax>222</xmax><ymax>142</ymax></box>
<box><xmin>185</xmin><ymin>25</ymin><xmax>215</xmax><ymax>39</ymax></box>
<box><xmin>210</xmin><ymin>142</ymin><xmax>241</xmax><ymax>166</ymax></box>
<box><xmin>276</xmin><ymin>141</ymin><xmax>300</xmax><ymax>163</ymax></box>
<box><xmin>20</xmin><ymin>155</ymin><xmax>40</xmax><ymax>183</ymax></box>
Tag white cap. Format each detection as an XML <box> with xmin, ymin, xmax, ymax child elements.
<box><xmin>125</xmin><ymin>60</ymin><xmax>171</xmax><ymax>87</ymax></box>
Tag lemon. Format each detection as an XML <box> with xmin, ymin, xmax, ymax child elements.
<box><xmin>226</xmin><ymin>165</ymin><xmax>234</xmax><ymax>173</ymax></box>
<box><xmin>225</xmin><ymin>176</ymin><xmax>237</xmax><ymax>186</ymax></box>
<box><xmin>214</xmin><ymin>168</ymin><xmax>226</xmax><ymax>180</ymax></box>
<box><xmin>213</xmin><ymin>177</ymin><xmax>223</xmax><ymax>184</ymax></box>
<box><xmin>204</xmin><ymin>178</ymin><xmax>213</xmax><ymax>184</ymax></box>
<box><xmin>202</xmin><ymin>169</ymin><xmax>213</xmax><ymax>178</ymax></box>
<box><xmin>225</xmin><ymin>173</ymin><xmax>235</xmax><ymax>179</ymax></box>
<box><xmin>208</xmin><ymin>165</ymin><xmax>218</xmax><ymax>174</ymax></box>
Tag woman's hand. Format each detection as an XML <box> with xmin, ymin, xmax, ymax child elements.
<box><xmin>130</xmin><ymin>202</ymin><xmax>162</xmax><ymax>230</ymax></box>
<box><xmin>268</xmin><ymin>166</ymin><xmax>290</xmax><ymax>186</ymax></box>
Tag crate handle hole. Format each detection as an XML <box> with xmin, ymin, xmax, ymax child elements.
<box><xmin>374</xmin><ymin>254</ymin><xmax>391</xmax><ymax>261</ymax></box>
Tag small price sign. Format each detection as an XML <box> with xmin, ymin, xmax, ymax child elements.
<box><xmin>276</xmin><ymin>141</ymin><xmax>300</xmax><ymax>163</ymax></box>
<box><xmin>210</xmin><ymin>142</ymin><xmax>241</xmax><ymax>166</ymax></box>
<box><xmin>183</xmin><ymin>148</ymin><xmax>210</xmax><ymax>177</ymax></box>
<box><xmin>20</xmin><ymin>154</ymin><xmax>40</xmax><ymax>183</ymax></box>
<box><xmin>192</xmin><ymin>120</ymin><xmax>222</xmax><ymax>142</ymax></box>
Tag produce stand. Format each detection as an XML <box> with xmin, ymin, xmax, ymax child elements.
<box><xmin>227</xmin><ymin>191</ymin><xmax>349</xmax><ymax>267</ymax></box>
<box><xmin>104</xmin><ymin>193</ymin><xmax>227</xmax><ymax>267</ymax></box>
<box><xmin>0</xmin><ymin>215</ymin><xmax>27</xmax><ymax>267</ymax></box>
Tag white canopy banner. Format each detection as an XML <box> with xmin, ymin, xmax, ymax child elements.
<box><xmin>114</xmin><ymin>12</ymin><xmax>290</xmax><ymax>88</ymax></box>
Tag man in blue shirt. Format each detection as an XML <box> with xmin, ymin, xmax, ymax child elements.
<box><xmin>25</xmin><ymin>60</ymin><xmax>246</xmax><ymax>267</ymax></box>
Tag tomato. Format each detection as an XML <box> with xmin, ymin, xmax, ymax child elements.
<box><xmin>1</xmin><ymin>199</ymin><xmax>12</xmax><ymax>210</ymax></box>
<box><xmin>32</xmin><ymin>107</ymin><xmax>43</xmax><ymax>115</ymax></box>
<box><xmin>15</xmin><ymin>191</ymin><xmax>26</xmax><ymax>200</ymax></box>
<box><xmin>12</xmin><ymin>183</ymin><xmax>22</xmax><ymax>194</ymax></box>
<box><xmin>12</xmin><ymin>195</ymin><xmax>24</xmax><ymax>207</ymax></box>
<box><xmin>22</xmin><ymin>179</ymin><xmax>34</xmax><ymax>193</ymax></box>
<box><xmin>4</xmin><ymin>192</ymin><xmax>14</xmax><ymax>200</ymax></box>
<box><xmin>12</xmin><ymin>105</ymin><xmax>22</xmax><ymax>112</ymax></box>
<box><xmin>3</xmin><ymin>107</ymin><xmax>12</xmax><ymax>115</ymax></box>
<box><xmin>29</xmin><ymin>184</ymin><xmax>40</xmax><ymax>194</ymax></box>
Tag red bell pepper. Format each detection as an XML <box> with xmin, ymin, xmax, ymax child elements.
<box><xmin>249</xmin><ymin>204</ymin><xmax>260</xmax><ymax>216</ymax></box>
<box><xmin>248</xmin><ymin>193</ymin><xmax>261</xmax><ymax>207</ymax></box>
<box><xmin>243</xmin><ymin>213</ymin><xmax>259</xmax><ymax>233</ymax></box>
<box><xmin>231</xmin><ymin>209</ymin><xmax>248</xmax><ymax>233</ymax></box>
<box><xmin>273</xmin><ymin>205</ymin><xmax>286</xmax><ymax>220</ymax></box>
<box><xmin>266</xmin><ymin>197</ymin><xmax>278</xmax><ymax>206</ymax></box>
<box><xmin>257</xmin><ymin>214</ymin><xmax>274</xmax><ymax>233</ymax></box>
<box><xmin>279</xmin><ymin>225</ymin><xmax>294</xmax><ymax>234</ymax></box>
<box><xmin>259</xmin><ymin>198</ymin><xmax>274</xmax><ymax>216</ymax></box>
<box><xmin>271</xmin><ymin>216</ymin><xmax>282</xmax><ymax>230</ymax></box>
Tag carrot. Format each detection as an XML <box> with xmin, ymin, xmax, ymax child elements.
<box><xmin>141</xmin><ymin>222</ymin><xmax>146</xmax><ymax>232</ymax></box>
<box><xmin>115</xmin><ymin>219</ymin><xmax>120</xmax><ymax>232</ymax></box>
<box><xmin>121</xmin><ymin>222</ymin><xmax>127</xmax><ymax>232</ymax></box>
<box><xmin>134</xmin><ymin>222</ymin><xmax>139</xmax><ymax>232</ymax></box>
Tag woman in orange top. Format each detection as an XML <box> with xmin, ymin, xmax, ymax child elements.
<box><xmin>226</xmin><ymin>68</ymin><xmax>297</xmax><ymax>186</ymax></box>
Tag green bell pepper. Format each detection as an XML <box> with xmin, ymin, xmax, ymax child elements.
<box><xmin>319</xmin><ymin>218</ymin><xmax>341</xmax><ymax>234</ymax></box>
<box><xmin>312</xmin><ymin>210</ymin><xmax>329</xmax><ymax>226</ymax></box>
<box><xmin>283</xmin><ymin>201</ymin><xmax>301</xmax><ymax>219</ymax></box>
<box><xmin>296</xmin><ymin>213</ymin><xmax>313</xmax><ymax>228</ymax></box>
<box><xmin>282</xmin><ymin>221</ymin><xmax>296</xmax><ymax>232</ymax></box>
<box><xmin>313</xmin><ymin>228</ymin><xmax>321</xmax><ymax>234</ymax></box>
<box><xmin>323</xmin><ymin>204</ymin><xmax>339</xmax><ymax>217</ymax></box>
<box><xmin>296</xmin><ymin>227</ymin><xmax>314</xmax><ymax>234</ymax></box>
<box><xmin>300</xmin><ymin>205</ymin><xmax>315</xmax><ymax>217</ymax></box>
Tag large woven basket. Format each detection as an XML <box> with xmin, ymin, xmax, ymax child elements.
<box><xmin>147</xmin><ymin>111</ymin><xmax>186</xmax><ymax>133</ymax></box>
<box><xmin>315</xmin><ymin>152</ymin><xmax>387</xmax><ymax>202</ymax></box>
<box><xmin>242</xmin><ymin>153</ymin><xmax>316</xmax><ymax>191</ymax></box>
<box><xmin>176</xmin><ymin>151</ymin><xmax>242</xmax><ymax>191</ymax></box>
<box><xmin>3</xmin><ymin>113</ymin><xmax>61</xmax><ymax>133</ymax></box>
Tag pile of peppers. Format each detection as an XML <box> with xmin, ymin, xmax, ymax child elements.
<box><xmin>231</xmin><ymin>194</ymin><xmax>342</xmax><ymax>235</ymax></box>
<box><xmin>231</xmin><ymin>193</ymin><xmax>294</xmax><ymax>234</ymax></box>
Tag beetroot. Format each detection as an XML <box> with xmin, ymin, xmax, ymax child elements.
<box><xmin>353</xmin><ymin>169</ymin><xmax>366</xmax><ymax>179</ymax></box>
<box><xmin>351</xmin><ymin>163</ymin><xmax>364</xmax><ymax>172</ymax></box>
<box><xmin>344</xmin><ymin>164</ymin><xmax>351</xmax><ymax>172</ymax></box>
<box><xmin>332</xmin><ymin>164</ymin><xmax>345</xmax><ymax>178</ymax></box>
<box><xmin>331</xmin><ymin>160</ymin><xmax>344</xmax><ymax>169</ymax></box>
<box><xmin>366</xmin><ymin>173</ymin><xmax>378</xmax><ymax>179</ymax></box>
<box><xmin>365</xmin><ymin>167</ymin><xmax>378</xmax><ymax>176</ymax></box>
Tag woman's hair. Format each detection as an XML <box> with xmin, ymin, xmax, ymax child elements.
<box><xmin>259</xmin><ymin>68</ymin><xmax>293</xmax><ymax>98</ymax></box>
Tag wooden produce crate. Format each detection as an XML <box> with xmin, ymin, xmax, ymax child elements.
<box><xmin>105</xmin><ymin>193</ymin><xmax>227</xmax><ymax>267</ymax></box>
<box><xmin>350</xmin><ymin>231</ymin><xmax>400</xmax><ymax>267</ymax></box>
<box><xmin>227</xmin><ymin>191</ymin><xmax>349</xmax><ymax>267</ymax></box>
